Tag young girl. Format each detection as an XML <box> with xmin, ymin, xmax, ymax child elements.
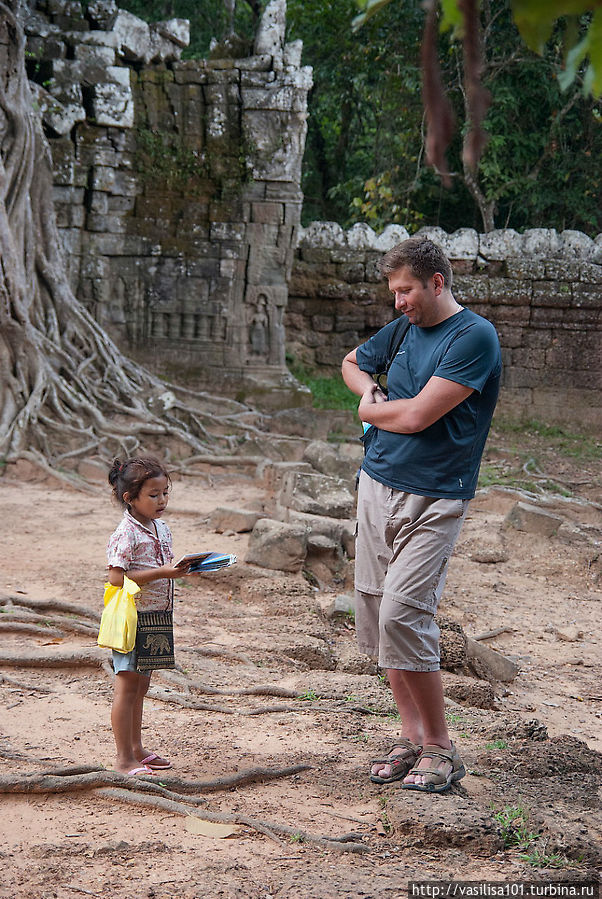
<box><xmin>106</xmin><ymin>456</ymin><xmax>191</xmax><ymax>776</ymax></box>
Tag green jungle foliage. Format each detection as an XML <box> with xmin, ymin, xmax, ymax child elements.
<box><xmin>286</xmin><ymin>356</ymin><xmax>359</xmax><ymax>414</ymax></box>
<box><xmin>289</xmin><ymin>0</ymin><xmax>602</xmax><ymax>234</ymax></box>
<box><xmin>115</xmin><ymin>0</ymin><xmax>258</xmax><ymax>58</ymax></box>
<box><xmin>116</xmin><ymin>1</ymin><xmax>602</xmax><ymax>236</ymax></box>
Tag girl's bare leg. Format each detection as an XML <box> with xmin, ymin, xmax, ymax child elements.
<box><xmin>132</xmin><ymin>672</ymin><xmax>151</xmax><ymax>760</ymax></box>
<box><xmin>111</xmin><ymin>671</ymin><xmax>145</xmax><ymax>773</ymax></box>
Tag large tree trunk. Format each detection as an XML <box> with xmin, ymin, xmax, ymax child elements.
<box><xmin>0</xmin><ymin>1</ymin><xmax>247</xmax><ymax>474</ymax></box>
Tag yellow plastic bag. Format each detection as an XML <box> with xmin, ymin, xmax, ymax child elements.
<box><xmin>97</xmin><ymin>575</ymin><xmax>140</xmax><ymax>653</ymax></box>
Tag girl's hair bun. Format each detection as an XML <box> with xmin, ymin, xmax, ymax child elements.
<box><xmin>108</xmin><ymin>458</ymin><xmax>123</xmax><ymax>486</ymax></box>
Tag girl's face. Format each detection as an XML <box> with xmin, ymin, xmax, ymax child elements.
<box><xmin>125</xmin><ymin>475</ymin><xmax>169</xmax><ymax>527</ymax></box>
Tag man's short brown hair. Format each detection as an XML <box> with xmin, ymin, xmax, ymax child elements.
<box><xmin>380</xmin><ymin>237</ymin><xmax>453</xmax><ymax>288</ymax></box>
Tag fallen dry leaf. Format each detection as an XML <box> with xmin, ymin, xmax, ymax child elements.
<box><xmin>183</xmin><ymin>816</ymin><xmax>239</xmax><ymax>838</ymax></box>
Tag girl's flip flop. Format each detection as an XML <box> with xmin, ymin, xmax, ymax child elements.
<box><xmin>140</xmin><ymin>753</ymin><xmax>172</xmax><ymax>770</ymax></box>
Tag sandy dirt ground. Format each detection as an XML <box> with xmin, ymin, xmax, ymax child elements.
<box><xmin>1</xmin><ymin>422</ymin><xmax>601</xmax><ymax>899</ymax></box>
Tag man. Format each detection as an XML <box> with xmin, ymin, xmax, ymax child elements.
<box><xmin>341</xmin><ymin>237</ymin><xmax>501</xmax><ymax>793</ymax></box>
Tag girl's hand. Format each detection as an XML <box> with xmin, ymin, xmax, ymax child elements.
<box><xmin>120</xmin><ymin>562</ymin><xmax>193</xmax><ymax>587</ymax></box>
<box><xmin>163</xmin><ymin>563</ymin><xmax>191</xmax><ymax>578</ymax></box>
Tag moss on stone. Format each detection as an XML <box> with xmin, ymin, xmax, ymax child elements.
<box><xmin>134</xmin><ymin>127</ymin><xmax>210</xmax><ymax>195</ymax></box>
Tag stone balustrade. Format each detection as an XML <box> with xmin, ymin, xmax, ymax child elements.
<box><xmin>287</xmin><ymin>223</ymin><xmax>602</xmax><ymax>430</ymax></box>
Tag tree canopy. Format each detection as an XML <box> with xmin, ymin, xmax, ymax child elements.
<box><xmin>104</xmin><ymin>1</ymin><xmax>602</xmax><ymax>235</ymax></box>
<box><xmin>289</xmin><ymin>0</ymin><xmax>602</xmax><ymax>233</ymax></box>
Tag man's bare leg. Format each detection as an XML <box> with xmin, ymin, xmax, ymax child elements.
<box><xmin>373</xmin><ymin>668</ymin><xmax>454</xmax><ymax>783</ymax></box>
<box><xmin>370</xmin><ymin>668</ymin><xmax>425</xmax><ymax>778</ymax></box>
<box><xmin>398</xmin><ymin>668</ymin><xmax>454</xmax><ymax>787</ymax></box>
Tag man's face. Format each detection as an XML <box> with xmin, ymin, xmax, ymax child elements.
<box><xmin>387</xmin><ymin>266</ymin><xmax>444</xmax><ymax>327</ymax></box>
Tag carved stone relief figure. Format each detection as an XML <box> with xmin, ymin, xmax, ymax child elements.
<box><xmin>245</xmin><ymin>286</ymin><xmax>287</xmax><ymax>367</ymax></box>
<box><xmin>249</xmin><ymin>293</ymin><xmax>270</xmax><ymax>359</ymax></box>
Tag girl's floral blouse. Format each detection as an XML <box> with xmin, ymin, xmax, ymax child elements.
<box><xmin>107</xmin><ymin>511</ymin><xmax>174</xmax><ymax>612</ymax></box>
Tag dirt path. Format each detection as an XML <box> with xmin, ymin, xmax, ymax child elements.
<box><xmin>1</xmin><ymin>426</ymin><xmax>601</xmax><ymax>899</ymax></box>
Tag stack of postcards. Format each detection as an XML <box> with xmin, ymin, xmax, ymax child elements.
<box><xmin>176</xmin><ymin>552</ymin><xmax>237</xmax><ymax>573</ymax></box>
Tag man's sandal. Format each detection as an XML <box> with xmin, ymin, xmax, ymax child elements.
<box><xmin>369</xmin><ymin>738</ymin><xmax>422</xmax><ymax>784</ymax></box>
<box><xmin>401</xmin><ymin>742</ymin><xmax>466</xmax><ymax>793</ymax></box>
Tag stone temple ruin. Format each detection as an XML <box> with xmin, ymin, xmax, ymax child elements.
<box><xmin>25</xmin><ymin>0</ymin><xmax>602</xmax><ymax>428</ymax></box>
<box><xmin>26</xmin><ymin>0</ymin><xmax>312</xmax><ymax>398</ymax></box>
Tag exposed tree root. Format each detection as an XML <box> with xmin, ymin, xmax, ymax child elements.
<box><xmin>0</xmin><ymin>746</ymin><xmax>45</xmax><ymax>762</ymax></box>
<box><xmin>0</xmin><ymin>595</ymin><xmax>99</xmax><ymax>622</ymax></box>
<box><xmin>145</xmin><ymin>765</ymin><xmax>311</xmax><ymax>795</ymax></box>
<box><xmin>0</xmin><ymin>610</ymin><xmax>98</xmax><ymax>636</ymax></box>
<box><xmin>474</xmin><ymin>626</ymin><xmax>515</xmax><ymax>641</ymax></box>
<box><xmin>0</xmin><ymin>764</ymin><xmax>347</xmax><ymax>856</ymax></box>
<box><xmin>0</xmin><ymin>762</ymin><xmax>374</xmax><ymax>855</ymax></box>
<box><xmin>160</xmin><ymin>670</ymin><xmax>299</xmax><ymax>698</ymax></box>
<box><xmin>41</xmin><ymin>765</ymin><xmax>107</xmax><ymax>776</ymax></box>
<box><xmin>161</xmin><ymin>670</ymin><xmax>353</xmax><ymax>703</ymax></box>
<box><xmin>0</xmin><ymin>654</ymin><xmax>384</xmax><ymax>718</ymax></box>
<box><xmin>101</xmin><ymin>659</ymin><xmax>114</xmax><ymax>680</ymax></box>
<box><xmin>0</xmin><ymin>764</ymin><xmax>309</xmax><ymax>798</ymax></box>
<box><xmin>146</xmin><ymin>684</ymin><xmax>288</xmax><ymax>715</ymax></box>
<box><xmin>165</xmin><ymin>384</ymin><xmax>249</xmax><ymax>414</ymax></box>
<box><xmin>478</xmin><ymin>483</ymin><xmax>602</xmax><ymax>513</ymax></box>
<box><xmin>244</xmin><ymin>703</ymin><xmax>308</xmax><ymax>715</ymax></box>
<box><xmin>184</xmin><ymin>680</ymin><xmax>300</xmax><ymax>700</ymax></box>
<box><xmin>233</xmin><ymin>685</ymin><xmax>300</xmax><ymax>698</ymax></box>
<box><xmin>16</xmin><ymin>450</ymin><xmax>98</xmax><ymax>493</ymax></box>
<box><xmin>146</xmin><ymin>685</ymin><xmax>382</xmax><ymax>718</ymax></box>
<box><xmin>170</xmin><ymin>455</ymin><xmax>264</xmax><ymax>469</ymax></box>
<box><xmin>0</xmin><ymin>651</ymin><xmax>104</xmax><ymax>669</ymax></box>
<box><xmin>240</xmin><ymin>819</ymin><xmax>287</xmax><ymax>848</ymax></box>
<box><xmin>146</xmin><ymin>687</ymin><xmax>236</xmax><ymax>714</ymax></box>
<box><xmin>0</xmin><ymin>672</ymin><xmax>56</xmax><ymax>692</ymax></box>
<box><xmin>0</xmin><ymin>622</ymin><xmax>65</xmax><ymax>638</ymax></box>
<box><xmin>0</xmin><ymin>747</ymin><xmax>102</xmax><ymax>767</ymax></box>
<box><xmin>179</xmin><ymin>645</ymin><xmax>257</xmax><ymax>666</ymax></box>
<box><xmin>147</xmin><ymin>686</ymin><xmax>301</xmax><ymax>716</ymax></box>
<box><xmin>95</xmin><ymin>788</ymin><xmax>369</xmax><ymax>854</ymax></box>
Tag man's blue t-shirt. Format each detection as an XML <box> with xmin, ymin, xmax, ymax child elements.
<box><xmin>356</xmin><ymin>308</ymin><xmax>502</xmax><ymax>499</ymax></box>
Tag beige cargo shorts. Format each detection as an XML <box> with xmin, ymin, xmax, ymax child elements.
<box><xmin>354</xmin><ymin>470</ymin><xmax>469</xmax><ymax>672</ymax></box>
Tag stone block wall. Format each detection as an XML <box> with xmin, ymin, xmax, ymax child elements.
<box><xmin>26</xmin><ymin>0</ymin><xmax>311</xmax><ymax>390</ymax></box>
<box><xmin>23</xmin><ymin>2</ymin><xmax>602</xmax><ymax>427</ymax></box>
<box><xmin>287</xmin><ymin>223</ymin><xmax>602</xmax><ymax>430</ymax></box>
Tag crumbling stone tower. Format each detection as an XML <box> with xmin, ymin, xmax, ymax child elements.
<box><xmin>27</xmin><ymin>0</ymin><xmax>312</xmax><ymax>396</ymax></box>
